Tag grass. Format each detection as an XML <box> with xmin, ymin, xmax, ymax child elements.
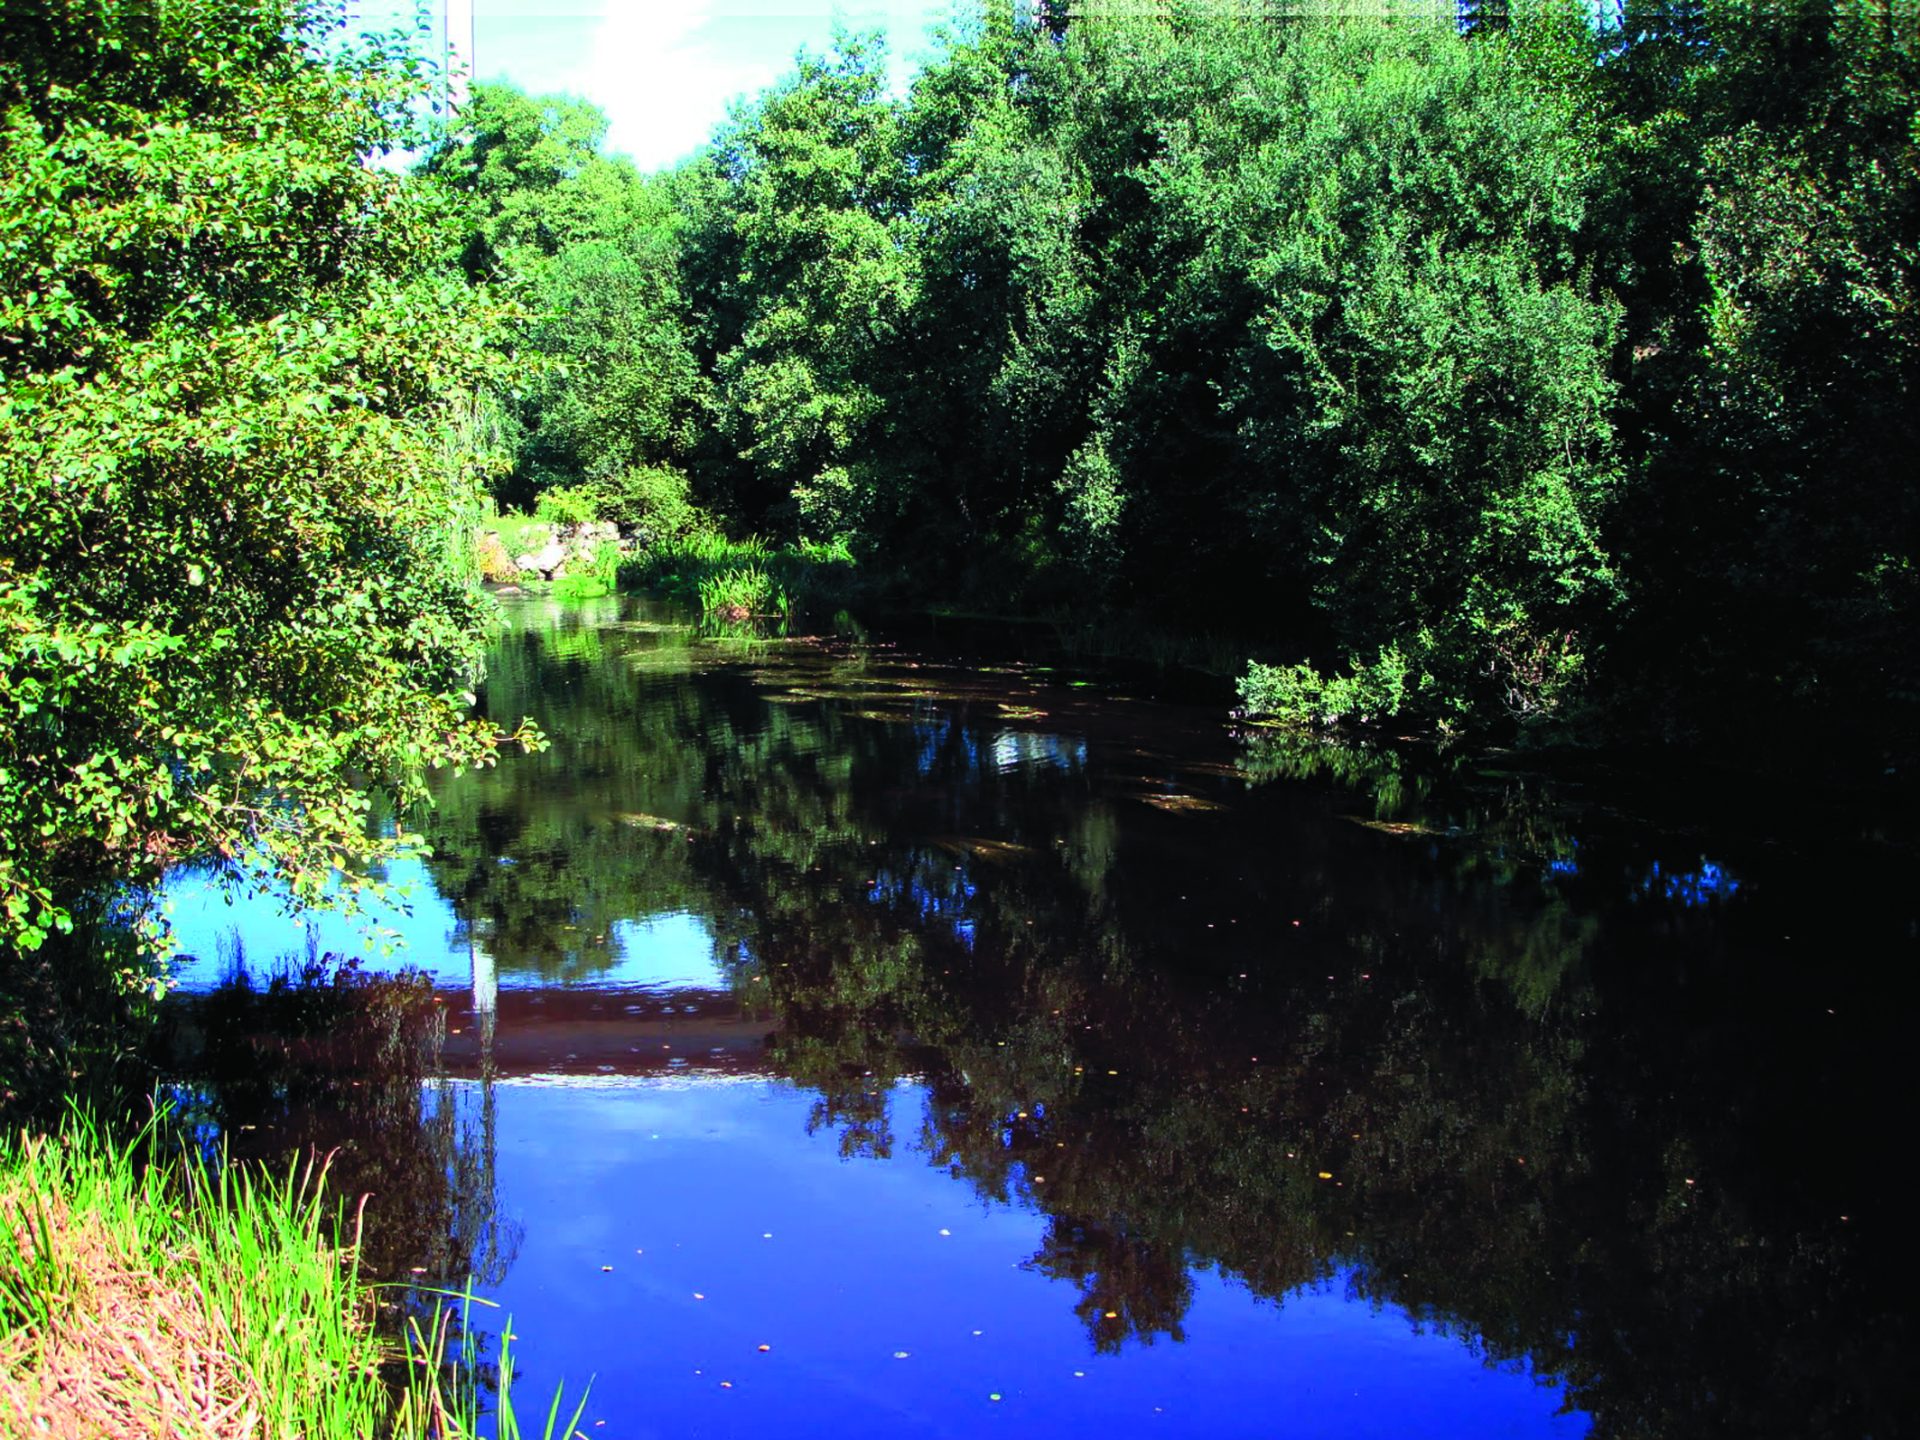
<box><xmin>620</xmin><ymin>533</ymin><xmax>854</xmax><ymax>620</ymax></box>
<box><xmin>0</xmin><ymin>1111</ymin><xmax>585</xmax><ymax>1439</ymax></box>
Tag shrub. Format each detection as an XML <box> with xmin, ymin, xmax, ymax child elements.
<box><xmin>1238</xmin><ymin>646</ymin><xmax>1415</xmax><ymax>730</ymax></box>
<box><xmin>551</xmin><ymin>540</ymin><xmax>622</xmax><ymax>602</ymax></box>
<box><xmin>533</xmin><ymin>485</ymin><xmax>601</xmax><ymax>526</ymax></box>
<box><xmin>531</xmin><ymin>466</ymin><xmax>709</xmax><ymax>541</ymax></box>
<box><xmin>602</xmin><ymin>464</ymin><xmax>708</xmax><ymax>543</ymax></box>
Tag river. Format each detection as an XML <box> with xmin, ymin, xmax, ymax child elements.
<box><xmin>158</xmin><ymin>595</ymin><xmax>1912</xmax><ymax>1439</ymax></box>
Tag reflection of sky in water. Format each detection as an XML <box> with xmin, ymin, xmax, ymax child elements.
<box><xmin>1642</xmin><ymin>858</ymin><xmax>1742</xmax><ymax>906</ymax></box>
<box><xmin>161</xmin><ymin>857</ymin><xmax>467</xmax><ymax>990</ymax></box>
<box><xmin>478</xmin><ymin>1075</ymin><xmax>1588</xmax><ymax>1439</ymax></box>
<box><xmin>160</xmin><ymin>860</ymin><xmax>721</xmax><ymax>994</ymax></box>
<box><xmin>602</xmin><ymin>913</ymin><xmax>728</xmax><ymax>991</ymax></box>
<box><xmin>868</xmin><ymin>861</ymin><xmax>978</xmax><ymax>952</ymax></box>
<box><xmin>1539</xmin><ymin>843</ymin><xmax>1742</xmax><ymax>905</ymax></box>
<box><xmin>913</xmin><ymin>715</ymin><xmax>1088</xmax><ymax>780</ymax></box>
<box><xmin>991</xmin><ymin>729</ymin><xmax>1087</xmax><ymax>775</ymax></box>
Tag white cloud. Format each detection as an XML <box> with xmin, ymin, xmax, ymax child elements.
<box><xmin>588</xmin><ymin>2</ymin><xmax>770</xmax><ymax>170</ymax></box>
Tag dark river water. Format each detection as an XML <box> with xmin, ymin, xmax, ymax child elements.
<box><xmin>161</xmin><ymin>596</ymin><xmax>1913</xmax><ymax>1439</ymax></box>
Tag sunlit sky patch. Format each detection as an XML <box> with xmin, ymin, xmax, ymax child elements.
<box><xmin>360</xmin><ymin>1</ymin><xmax>969</xmax><ymax>171</ymax></box>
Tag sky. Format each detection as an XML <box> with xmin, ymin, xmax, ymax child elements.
<box><xmin>462</xmin><ymin>2</ymin><xmax>969</xmax><ymax>172</ymax></box>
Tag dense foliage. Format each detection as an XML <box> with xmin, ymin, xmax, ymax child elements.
<box><xmin>0</xmin><ymin>1</ymin><xmax>528</xmax><ymax>969</ymax></box>
<box><xmin>430</xmin><ymin>2</ymin><xmax>1916</xmax><ymax>759</ymax></box>
<box><xmin>420</xmin><ymin>83</ymin><xmax>710</xmax><ymax>532</ymax></box>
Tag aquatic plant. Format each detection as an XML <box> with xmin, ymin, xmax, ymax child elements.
<box><xmin>551</xmin><ymin>541</ymin><xmax>624</xmax><ymax>603</ymax></box>
<box><xmin>695</xmin><ymin>564</ymin><xmax>784</xmax><ymax>621</ymax></box>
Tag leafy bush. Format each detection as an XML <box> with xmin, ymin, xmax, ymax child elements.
<box><xmin>533</xmin><ymin>485</ymin><xmax>601</xmax><ymax>526</ymax></box>
<box><xmin>530</xmin><ymin>465</ymin><xmax>708</xmax><ymax>542</ymax></box>
<box><xmin>1238</xmin><ymin>647</ymin><xmax>1415</xmax><ymax>730</ymax></box>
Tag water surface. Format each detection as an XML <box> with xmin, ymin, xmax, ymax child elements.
<box><xmin>164</xmin><ymin>597</ymin><xmax>1914</xmax><ymax>1439</ymax></box>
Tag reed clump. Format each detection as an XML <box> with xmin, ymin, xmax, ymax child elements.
<box><xmin>1</xmin><ymin>1116</ymin><xmax>394</xmax><ymax>1437</ymax></box>
<box><xmin>621</xmin><ymin>533</ymin><xmax>855</xmax><ymax>619</ymax></box>
<box><xmin>0</xmin><ymin>1115</ymin><xmax>583</xmax><ymax>1439</ymax></box>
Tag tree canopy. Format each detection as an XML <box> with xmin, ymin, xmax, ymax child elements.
<box><xmin>0</xmin><ymin>0</ymin><xmax>529</xmax><ymax>966</ymax></box>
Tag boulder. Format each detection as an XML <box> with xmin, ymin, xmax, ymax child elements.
<box><xmin>516</xmin><ymin>539</ymin><xmax>567</xmax><ymax>577</ymax></box>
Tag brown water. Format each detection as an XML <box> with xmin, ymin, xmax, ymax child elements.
<box><xmin>161</xmin><ymin>595</ymin><xmax>1915</xmax><ymax>1439</ymax></box>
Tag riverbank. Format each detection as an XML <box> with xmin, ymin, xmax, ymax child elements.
<box><xmin>0</xmin><ymin>1114</ymin><xmax>585</xmax><ymax>1439</ymax></box>
<box><xmin>2</xmin><ymin>1117</ymin><xmax>400</xmax><ymax>1436</ymax></box>
<box><xmin>537</xmin><ymin>553</ymin><xmax>1916</xmax><ymax>795</ymax></box>
<box><xmin>0</xmin><ymin>951</ymin><xmax>583</xmax><ymax>1440</ymax></box>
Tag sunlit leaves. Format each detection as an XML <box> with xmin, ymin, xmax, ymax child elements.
<box><xmin>0</xmin><ymin>1</ymin><xmax>521</xmax><ymax>962</ymax></box>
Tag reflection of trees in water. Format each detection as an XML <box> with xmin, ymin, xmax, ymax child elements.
<box><xmin>158</xmin><ymin>956</ymin><xmax>518</xmax><ymax>1291</ymax></box>
<box><xmin>1025</xmin><ymin>1216</ymin><xmax>1193</xmax><ymax>1354</ymax></box>
<box><xmin>723</xmin><ymin>764</ymin><xmax>1900</xmax><ymax>1434</ymax></box>
<box><xmin>755</xmin><ymin>855</ymin><xmax>1906</xmax><ymax>1439</ymax></box>
<box><xmin>413</xmin><ymin>604</ymin><xmax>1908</xmax><ymax>1438</ymax></box>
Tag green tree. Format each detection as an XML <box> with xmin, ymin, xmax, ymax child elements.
<box><xmin>421</xmin><ymin>83</ymin><xmax>709</xmax><ymax>518</ymax></box>
<box><xmin>1602</xmin><ymin>0</ymin><xmax>1920</xmax><ymax>752</ymax></box>
<box><xmin>0</xmin><ymin>0</ymin><xmax>527</xmax><ymax>969</ymax></box>
<box><xmin>685</xmin><ymin>30</ymin><xmax>916</xmax><ymax>535</ymax></box>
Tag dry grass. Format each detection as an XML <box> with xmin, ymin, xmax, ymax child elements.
<box><xmin>0</xmin><ymin>1182</ymin><xmax>267</xmax><ymax>1437</ymax></box>
<box><xmin>0</xmin><ymin>1124</ymin><xmax>390</xmax><ymax>1440</ymax></box>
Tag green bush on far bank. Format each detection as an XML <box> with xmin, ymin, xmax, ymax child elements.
<box><xmin>536</xmin><ymin>464</ymin><xmax>711</xmax><ymax>544</ymax></box>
